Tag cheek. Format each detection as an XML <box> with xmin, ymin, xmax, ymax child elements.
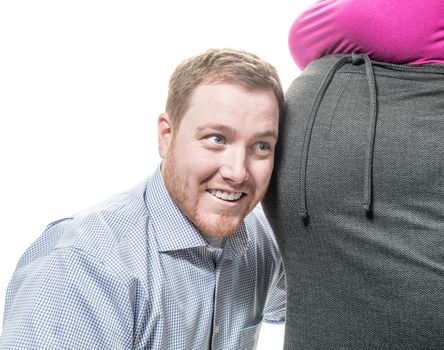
<box><xmin>182</xmin><ymin>156</ymin><xmax>219</xmax><ymax>185</ymax></box>
<box><xmin>251</xmin><ymin>160</ymin><xmax>274</xmax><ymax>189</ymax></box>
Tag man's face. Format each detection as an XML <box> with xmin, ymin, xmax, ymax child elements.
<box><xmin>158</xmin><ymin>83</ymin><xmax>279</xmax><ymax>238</ymax></box>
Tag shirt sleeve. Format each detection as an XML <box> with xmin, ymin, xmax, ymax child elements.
<box><xmin>0</xmin><ymin>247</ymin><xmax>134</xmax><ymax>349</ymax></box>
<box><xmin>263</xmin><ymin>259</ymin><xmax>286</xmax><ymax>324</ymax></box>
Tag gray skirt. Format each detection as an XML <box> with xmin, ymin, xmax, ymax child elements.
<box><xmin>263</xmin><ymin>54</ymin><xmax>444</xmax><ymax>350</ymax></box>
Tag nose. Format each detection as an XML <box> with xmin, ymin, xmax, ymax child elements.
<box><xmin>219</xmin><ymin>148</ymin><xmax>249</xmax><ymax>184</ymax></box>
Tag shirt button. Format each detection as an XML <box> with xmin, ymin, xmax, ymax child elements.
<box><xmin>214</xmin><ymin>325</ymin><xmax>220</xmax><ymax>334</ymax></box>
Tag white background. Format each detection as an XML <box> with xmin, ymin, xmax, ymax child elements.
<box><xmin>0</xmin><ymin>1</ymin><xmax>313</xmax><ymax>347</ymax></box>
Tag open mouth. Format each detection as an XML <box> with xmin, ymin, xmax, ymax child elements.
<box><xmin>207</xmin><ymin>189</ymin><xmax>245</xmax><ymax>202</ymax></box>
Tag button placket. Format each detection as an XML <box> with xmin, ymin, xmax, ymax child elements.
<box><xmin>211</xmin><ymin>248</ymin><xmax>223</xmax><ymax>348</ymax></box>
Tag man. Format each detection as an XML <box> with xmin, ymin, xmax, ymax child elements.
<box><xmin>0</xmin><ymin>48</ymin><xmax>286</xmax><ymax>349</ymax></box>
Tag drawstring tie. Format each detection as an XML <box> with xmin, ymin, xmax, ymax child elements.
<box><xmin>299</xmin><ymin>53</ymin><xmax>378</xmax><ymax>223</ymax></box>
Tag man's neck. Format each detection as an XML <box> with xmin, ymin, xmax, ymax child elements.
<box><xmin>204</xmin><ymin>235</ymin><xmax>224</xmax><ymax>248</ymax></box>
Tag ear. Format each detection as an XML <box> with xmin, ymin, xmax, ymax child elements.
<box><xmin>158</xmin><ymin>113</ymin><xmax>174</xmax><ymax>158</ymax></box>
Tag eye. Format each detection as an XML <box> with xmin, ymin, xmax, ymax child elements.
<box><xmin>208</xmin><ymin>135</ymin><xmax>225</xmax><ymax>144</ymax></box>
<box><xmin>254</xmin><ymin>142</ymin><xmax>270</xmax><ymax>152</ymax></box>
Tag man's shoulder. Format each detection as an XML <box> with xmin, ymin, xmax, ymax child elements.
<box><xmin>17</xmin><ymin>179</ymin><xmax>151</xmax><ymax>269</ymax></box>
<box><xmin>244</xmin><ymin>206</ymin><xmax>272</xmax><ymax>229</ymax></box>
<box><xmin>240</xmin><ymin>207</ymin><xmax>283</xmax><ymax>277</ymax></box>
<box><xmin>63</xmin><ymin>180</ymin><xmax>151</xmax><ymax>257</ymax></box>
<box><xmin>244</xmin><ymin>206</ymin><xmax>278</xmax><ymax>246</ymax></box>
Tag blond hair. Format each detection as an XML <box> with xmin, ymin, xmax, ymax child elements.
<box><xmin>166</xmin><ymin>48</ymin><xmax>284</xmax><ymax>130</ymax></box>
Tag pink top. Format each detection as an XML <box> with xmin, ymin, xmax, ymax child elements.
<box><xmin>289</xmin><ymin>0</ymin><xmax>444</xmax><ymax>69</ymax></box>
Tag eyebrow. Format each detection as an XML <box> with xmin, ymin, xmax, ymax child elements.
<box><xmin>196</xmin><ymin>124</ymin><xmax>232</xmax><ymax>134</ymax></box>
<box><xmin>255</xmin><ymin>130</ymin><xmax>279</xmax><ymax>139</ymax></box>
<box><xmin>196</xmin><ymin>124</ymin><xmax>278</xmax><ymax>139</ymax></box>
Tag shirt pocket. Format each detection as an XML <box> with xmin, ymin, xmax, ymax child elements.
<box><xmin>238</xmin><ymin>321</ymin><xmax>262</xmax><ymax>350</ymax></box>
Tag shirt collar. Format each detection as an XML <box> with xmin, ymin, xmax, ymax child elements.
<box><xmin>145</xmin><ymin>166</ymin><xmax>250</xmax><ymax>258</ymax></box>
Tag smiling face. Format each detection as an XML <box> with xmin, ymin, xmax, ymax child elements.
<box><xmin>158</xmin><ymin>83</ymin><xmax>279</xmax><ymax>238</ymax></box>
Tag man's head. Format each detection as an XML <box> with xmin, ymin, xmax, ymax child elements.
<box><xmin>158</xmin><ymin>48</ymin><xmax>283</xmax><ymax>238</ymax></box>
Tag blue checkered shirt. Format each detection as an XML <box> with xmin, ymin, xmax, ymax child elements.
<box><xmin>0</xmin><ymin>167</ymin><xmax>285</xmax><ymax>349</ymax></box>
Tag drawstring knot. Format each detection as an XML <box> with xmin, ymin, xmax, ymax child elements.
<box><xmin>351</xmin><ymin>52</ymin><xmax>365</xmax><ymax>65</ymax></box>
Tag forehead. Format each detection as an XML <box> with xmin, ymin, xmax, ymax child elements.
<box><xmin>182</xmin><ymin>83</ymin><xmax>279</xmax><ymax>132</ymax></box>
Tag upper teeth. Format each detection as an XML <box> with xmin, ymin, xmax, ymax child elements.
<box><xmin>209</xmin><ymin>189</ymin><xmax>243</xmax><ymax>201</ymax></box>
